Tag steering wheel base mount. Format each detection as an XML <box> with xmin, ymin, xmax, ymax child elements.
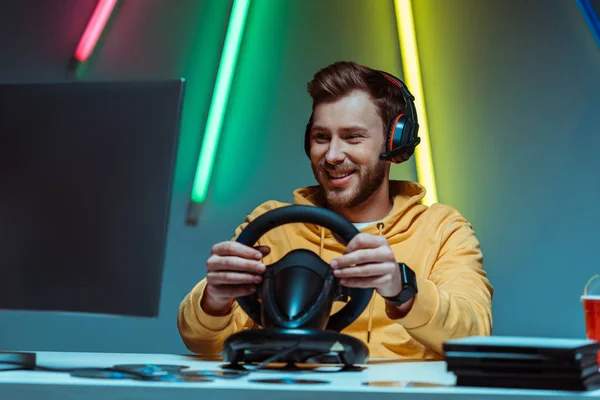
<box><xmin>222</xmin><ymin>328</ymin><xmax>369</xmax><ymax>368</ymax></box>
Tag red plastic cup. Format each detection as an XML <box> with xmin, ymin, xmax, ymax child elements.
<box><xmin>582</xmin><ymin>275</ymin><xmax>600</xmax><ymax>364</ymax></box>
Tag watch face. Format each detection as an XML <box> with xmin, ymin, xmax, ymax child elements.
<box><xmin>385</xmin><ymin>263</ymin><xmax>417</xmax><ymax>305</ymax></box>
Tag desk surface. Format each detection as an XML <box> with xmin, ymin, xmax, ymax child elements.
<box><xmin>1</xmin><ymin>351</ymin><xmax>599</xmax><ymax>399</ymax></box>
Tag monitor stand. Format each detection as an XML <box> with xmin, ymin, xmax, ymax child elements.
<box><xmin>222</xmin><ymin>328</ymin><xmax>368</xmax><ymax>371</ymax></box>
<box><xmin>0</xmin><ymin>351</ymin><xmax>36</xmax><ymax>372</ymax></box>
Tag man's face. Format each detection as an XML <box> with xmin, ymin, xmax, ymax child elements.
<box><xmin>309</xmin><ymin>90</ymin><xmax>388</xmax><ymax>209</ymax></box>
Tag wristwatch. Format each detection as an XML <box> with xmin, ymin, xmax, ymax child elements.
<box><xmin>383</xmin><ymin>263</ymin><xmax>418</xmax><ymax>306</ymax></box>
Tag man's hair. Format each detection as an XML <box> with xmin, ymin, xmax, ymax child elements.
<box><xmin>306</xmin><ymin>61</ymin><xmax>406</xmax><ymax>133</ymax></box>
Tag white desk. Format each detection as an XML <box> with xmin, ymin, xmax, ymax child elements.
<box><xmin>0</xmin><ymin>351</ymin><xmax>599</xmax><ymax>399</ymax></box>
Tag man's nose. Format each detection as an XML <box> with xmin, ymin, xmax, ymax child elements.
<box><xmin>325</xmin><ymin>138</ymin><xmax>346</xmax><ymax>164</ymax></box>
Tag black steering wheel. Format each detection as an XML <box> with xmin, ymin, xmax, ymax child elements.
<box><xmin>235</xmin><ymin>205</ymin><xmax>373</xmax><ymax>333</ymax></box>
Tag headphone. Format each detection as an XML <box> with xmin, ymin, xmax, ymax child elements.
<box><xmin>303</xmin><ymin>70</ymin><xmax>420</xmax><ymax>164</ymax></box>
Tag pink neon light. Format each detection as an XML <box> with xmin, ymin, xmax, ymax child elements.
<box><xmin>74</xmin><ymin>0</ymin><xmax>117</xmax><ymax>62</ymax></box>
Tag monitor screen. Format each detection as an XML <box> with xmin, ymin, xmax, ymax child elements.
<box><xmin>0</xmin><ymin>79</ymin><xmax>185</xmax><ymax>317</ymax></box>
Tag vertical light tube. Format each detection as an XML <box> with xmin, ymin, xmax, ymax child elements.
<box><xmin>74</xmin><ymin>0</ymin><xmax>118</xmax><ymax>62</ymax></box>
<box><xmin>190</xmin><ymin>0</ymin><xmax>251</xmax><ymax>204</ymax></box>
<box><xmin>576</xmin><ymin>0</ymin><xmax>600</xmax><ymax>47</ymax></box>
<box><xmin>393</xmin><ymin>0</ymin><xmax>438</xmax><ymax>206</ymax></box>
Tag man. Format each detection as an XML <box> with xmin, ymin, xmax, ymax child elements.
<box><xmin>178</xmin><ymin>61</ymin><xmax>493</xmax><ymax>360</ymax></box>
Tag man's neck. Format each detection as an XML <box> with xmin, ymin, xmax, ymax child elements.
<box><xmin>329</xmin><ymin>181</ymin><xmax>393</xmax><ymax>223</ymax></box>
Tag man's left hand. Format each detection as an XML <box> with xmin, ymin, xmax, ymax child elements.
<box><xmin>331</xmin><ymin>233</ymin><xmax>402</xmax><ymax>298</ymax></box>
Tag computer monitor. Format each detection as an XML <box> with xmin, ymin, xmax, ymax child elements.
<box><xmin>0</xmin><ymin>78</ymin><xmax>185</xmax><ymax>318</ymax></box>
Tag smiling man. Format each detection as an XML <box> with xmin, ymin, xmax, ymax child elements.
<box><xmin>178</xmin><ymin>61</ymin><xmax>493</xmax><ymax>360</ymax></box>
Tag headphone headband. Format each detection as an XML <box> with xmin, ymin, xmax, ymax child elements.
<box><xmin>378</xmin><ymin>71</ymin><xmax>414</xmax><ymax>102</ymax></box>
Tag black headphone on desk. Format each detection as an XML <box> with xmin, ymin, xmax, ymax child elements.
<box><xmin>303</xmin><ymin>70</ymin><xmax>420</xmax><ymax>164</ymax></box>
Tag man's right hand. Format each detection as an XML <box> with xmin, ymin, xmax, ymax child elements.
<box><xmin>200</xmin><ymin>241</ymin><xmax>270</xmax><ymax>316</ymax></box>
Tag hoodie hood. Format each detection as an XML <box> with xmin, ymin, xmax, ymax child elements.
<box><xmin>292</xmin><ymin>180</ymin><xmax>428</xmax><ymax>247</ymax></box>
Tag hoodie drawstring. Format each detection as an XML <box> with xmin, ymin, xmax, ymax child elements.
<box><xmin>319</xmin><ymin>227</ymin><xmax>325</xmax><ymax>258</ymax></box>
<box><xmin>366</xmin><ymin>222</ymin><xmax>385</xmax><ymax>343</ymax></box>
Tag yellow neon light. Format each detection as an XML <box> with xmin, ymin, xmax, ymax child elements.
<box><xmin>393</xmin><ymin>0</ymin><xmax>438</xmax><ymax>206</ymax></box>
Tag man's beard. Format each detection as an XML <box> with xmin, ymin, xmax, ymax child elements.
<box><xmin>311</xmin><ymin>158</ymin><xmax>387</xmax><ymax>209</ymax></box>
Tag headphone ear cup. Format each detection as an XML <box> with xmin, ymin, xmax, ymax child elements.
<box><xmin>304</xmin><ymin>113</ymin><xmax>313</xmax><ymax>158</ymax></box>
<box><xmin>386</xmin><ymin>114</ymin><xmax>417</xmax><ymax>163</ymax></box>
<box><xmin>304</xmin><ymin>122</ymin><xmax>311</xmax><ymax>158</ymax></box>
<box><xmin>385</xmin><ymin>118</ymin><xmax>396</xmax><ymax>154</ymax></box>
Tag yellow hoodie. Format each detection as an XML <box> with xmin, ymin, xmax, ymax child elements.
<box><xmin>177</xmin><ymin>180</ymin><xmax>493</xmax><ymax>360</ymax></box>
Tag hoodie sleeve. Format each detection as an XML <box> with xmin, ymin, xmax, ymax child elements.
<box><xmin>391</xmin><ymin>206</ymin><xmax>493</xmax><ymax>357</ymax></box>
<box><xmin>177</xmin><ymin>278</ymin><xmax>252</xmax><ymax>354</ymax></box>
<box><xmin>176</xmin><ymin>201</ymin><xmax>279</xmax><ymax>355</ymax></box>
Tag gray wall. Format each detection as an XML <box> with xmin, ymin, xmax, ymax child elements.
<box><xmin>0</xmin><ymin>0</ymin><xmax>598</xmax><ymax>354</ymax></box>
<box><xmin>413</xmin><ymin>0</ymin><xmax>600</xmax><ymax>338</ymax></box>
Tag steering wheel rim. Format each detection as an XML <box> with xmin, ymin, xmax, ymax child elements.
<box><xmin>234</xmin><ymin>205</ymin><xmax>374</xmax><ymax>332</ymax></box>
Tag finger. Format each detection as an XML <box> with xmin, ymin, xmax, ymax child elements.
<box><xmin>207</xmin><ymin>255</ymin><xmax>266</xmax><ymax>274</ymax></box>
<box><xmin>332</xmin><ymin>247</ymin><xmax>393</xmax><ymax>269</ymax></box>
<box><xmin>333</xmin><ymin>263</ymin><xmax>391</xmax><ymax>279</ymax></box>
<box><xmin>213</xmin><ymin>284</ymin><xmax>258</xmax><ymax>299</ymax></box>
<box><xmin>211</xmin><ymin>241</ymin><xmax>264</xmax><ymax>260</ymax></box>
<box><xmin>344</xmin><ymin>233</ymin><xmax>387</xmax><ymax>254</ymax></box>
<box><xmin>340</xmin><ymin>275</ymin><xmax>391</xmax><ymax>289</ymax></box>
<box><xmin>207</xmin><ymin>271</ymin><xmax>263</xmax><ymax>285</ymax></box>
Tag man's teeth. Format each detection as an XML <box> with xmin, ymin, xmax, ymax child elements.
<box><xmin>328</xmin><ymin>171</ymin><xmax>353</xmax><ymax>178</ymax></box>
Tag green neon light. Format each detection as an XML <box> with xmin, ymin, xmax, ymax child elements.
<box><xmin>191</xmin><ymin>0</ymin><xmax>251</xmax><ymax>203</ymax></box>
